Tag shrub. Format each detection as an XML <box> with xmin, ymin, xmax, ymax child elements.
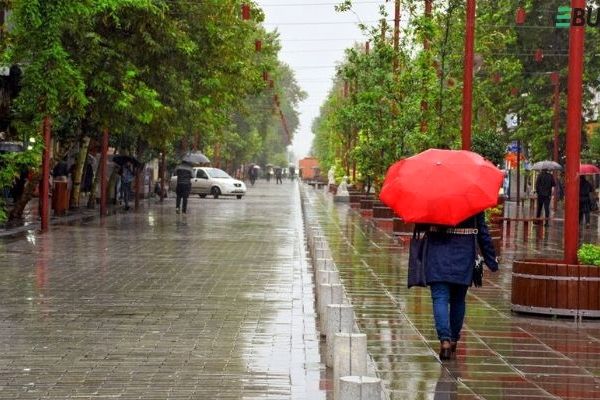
<box><xmin>578</xmin><ymin>244</ymin><xmax>600</xmax><ymax>266</ymax></box>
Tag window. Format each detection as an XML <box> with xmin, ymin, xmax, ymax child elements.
<box><xmin>197</xmin><ymin>169</ymin><xmax>208</xmax><ymax>179</ymax></box>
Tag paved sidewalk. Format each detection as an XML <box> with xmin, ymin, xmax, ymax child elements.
<box><xmin>0</xmin><ymin>182</ymin><xmax>326</xmax><ymax>399</ymax></box>
<box><xmin>303</xmin><ymin>186</ymin><xmax>600</xmax><ymax>400</ymax></box>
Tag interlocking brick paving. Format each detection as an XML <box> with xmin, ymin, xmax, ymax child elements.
<box><xmin>303</xmin><ymin>186</ymin><xmax>600</xmax><ymax>400</ymax></box>
<box><xmin>0</xmin><ymin>182</ymin><xmax>326</xmax><ymax>399</ymax></box>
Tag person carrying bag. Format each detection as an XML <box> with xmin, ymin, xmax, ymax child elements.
<box><xmin>408</xmin><ymin>212</ymin><xmax>498</xmax><ymax>360</ymax></box>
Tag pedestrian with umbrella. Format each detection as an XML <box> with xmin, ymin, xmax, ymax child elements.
<box><xmin>380</xmin><ymin>149</ymin><xmax>500</xmax><ymax>361</ymax></box>
<box><xmin>534</xmin><ymin>169</ymin><xmax>556</xmax><ymax>225</ymax></box>
<box><xmin>174</xmin><ymin>163</ymin><xmax>193</xmax><ymax>214</ymax></box>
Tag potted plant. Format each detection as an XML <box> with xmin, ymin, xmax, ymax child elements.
<box><xmin>578</xmin><ymin>244</ymin><xmax>600</xmax><ymax>266</ymax></box>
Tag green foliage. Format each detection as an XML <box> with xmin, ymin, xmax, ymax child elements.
<box><xmin>0</xmin><ymin>0</ymin><xmax>302</xmax><ymax>222</ymax></box>
<box><xmin>578</xmin><ymin>244</ymin><xmax>600</xmax><ymax>267</ymax></box>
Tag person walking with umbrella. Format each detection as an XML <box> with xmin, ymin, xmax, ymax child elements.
<box><xmin>380</xmin><ymin>149</ymin><xmax>501</xmax><ymax>361</ymax></box>
<box><xmin>175</xmin><ymin>164</ymin><xmax>193</xmax><ymax>214</ymax></box>
<box><xmin>534</xmin><ymin>169</ymin><xmax>556</xmax><ymax>225</ymax></box>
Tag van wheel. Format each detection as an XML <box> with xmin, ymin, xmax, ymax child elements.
<box><xmin>199</xmin><ymin>194</ymin><xmax>206</xmax><ymax>198</ymax></box>
<box><xmin>236</xmin><ymin>195</ymin><xmax>243</xmax><ymax>199</ymax></box>
<box><xmin>211</xmin><ymin>187</ymin><xmax>220</xmax><ymax>199</ymax></box>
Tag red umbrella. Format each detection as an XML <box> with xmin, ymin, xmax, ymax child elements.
<box><xmin>580</xmin><ymin>164</ymin><xmax>600</xmax><ymax>175</ymax></box>
<box><xmin>380</xmin><ymin>149</ymin><xmax>504</xmax><ymax>226</ymax></box>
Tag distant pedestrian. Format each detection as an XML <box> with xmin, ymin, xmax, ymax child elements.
<box><xmin>121</xmin><ymin>162</ymin><xmax>134</xmax><ymax>211</ymax></box>
<box><xmin>535</xmin><ymin>169</ymin><xmax>555</xmax><ymax>225</ymax></box>
<box><xmin>420</xmin><ymin>212</ymin><xmax>498</xmax><ymax>360</ymax></box>
<box><xmin>175</xmin><ymin>165</ymin><xmax>192</xmax><ymax>214</ymax></box>
<box><xmin>580</xmin><ymin>176</ymin><xmax>594</xmax><ymax>228</ymax></box>
<box><xmin>275</xmin><ymin>167</ymin><xmax>283</xmax><ymax>184</ymax></box>
<box><xmin>248</xmin><ymin>165</ymin><xmax>258</xmax><ymax>186</ymax></box>
<box><xmin>266</xmin><ymin>167</ymin><xmax>273</xmax><ymax>183</ymax></box>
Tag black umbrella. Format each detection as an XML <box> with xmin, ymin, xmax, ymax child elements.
<box><xmin>182</xmin><ymin>152</ymin><xmax>210</xmax><ymax>165</ymax></box>
<box><xmin>112</xmin><ymin>155</ymin><xmax>141</xmax><ymax>168</ymax></box>
<box><xmin>0</xmin><ymin>141</ymin><xmax>24</xmax><ymax>153</ymax></box>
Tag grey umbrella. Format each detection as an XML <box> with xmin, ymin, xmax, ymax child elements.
<box><xmin>530</xmin><ymin>160</ymin><xmax>562</xmax><ymax>171</ymax></box>
<box><xmin>182</xmin><ymin>152</ymin><xmax>210</xmax><ymax>165</ymax></box>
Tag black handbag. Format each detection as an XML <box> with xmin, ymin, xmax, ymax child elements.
<box><xmin>472</xmin><ymin>255</ymin><xmax>484</xmax><ymax>287</ymax></box>
<box><xmin>408</xmin><ymin>227</ymin><xmax>428</xmax><ymax>288</ymax></box>
<box><xmin>471</xmin><ymin>220</ymin><xmax>484</xmax><ymax>287</ymax></box>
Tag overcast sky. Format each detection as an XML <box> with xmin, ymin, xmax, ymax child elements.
<box><xmin>257</xmin><ymin>0</ymin><xmax>394</xmax><ymax>160</ymax></box>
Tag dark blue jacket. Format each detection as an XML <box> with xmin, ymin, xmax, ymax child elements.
<box><xmin>421</xmin><ymin>213</ymin><xmax>498</xmax><ymax>286</ymax></box>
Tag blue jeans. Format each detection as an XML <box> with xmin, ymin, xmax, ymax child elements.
<box><xmin>430</xmin><ymin>283</ymin><xmax>469</xmax><ymax>342</ymax></box>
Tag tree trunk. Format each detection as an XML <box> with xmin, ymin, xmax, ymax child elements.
<box><xmin>7</xmin><ymin>172</ymin><xmax>40</xmax><ymax>227</ymax></box>
<box><xmin>87</xmin><ymin>158</ymin><xmax>100</xmax><ymax>209</ymax></box>
<box><xmin>70</xmin><ymin>136</ymin><xmax>90</xmax><ymax>209</ymax></box>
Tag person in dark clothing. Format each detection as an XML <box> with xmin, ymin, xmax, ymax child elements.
<box><xmin>175</xmin><ymin>165</ymin><xmax>192</xmax><ymax>214</ymax></box>
<box><xmin>275</xmin><ymin>167</ymin><xmax>283</xmax><ymax>184</ymax></box>
<box><xmin>579</xmin><ymin>176</ymin><xmax>594</xmax><ymax>227</ymax></box>
<box><xmin>120</xmin><ymin>162</ymin><xmax>134</xmax><ymax>211</ymax></box>
<box><xmin>248</xmin><ymin>165</ymin><xmax>257</xmax><ymax>186</ymax></box>
<box><xmin>535</xmin><ymin>169</ymin><xmax>555</xmax><ymax>225</ymax></box>
<box><xmin>52</xmin><ymin>159</ymin><xmax>69</xmax><ymax>179</ymax></box>
<box><xmin>81</xmin><ymin>162</ymin><xmax>94</xmax><ymax>193</ymax></box>
<box><xmin>419</xmin><ymin>212</ymin><xmax>498</xmax><ymax>360</ymax></box>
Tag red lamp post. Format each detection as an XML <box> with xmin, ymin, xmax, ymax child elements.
<box><xmin>461</xmin><ymin>0</ymin><xmax>476</xmax><ymax>150</ymax></box>
<box><xmin>40</xmin><ymin>116</ymin><xmax>51</xmax><ymax>232</ymax></box>
<box><xmin>100</xmin><ymin>127</ymin><xmax>109</xmax><ymax>217</ymax></box>
<box><xmin>564</xmin><ymin>0</ymin><xmax>586</xmax><ymax>264</ymax></box>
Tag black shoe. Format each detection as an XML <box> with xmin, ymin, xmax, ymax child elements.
<box><xmin>439</xmin><ymin>340</ymin><xmax>452</xmax><ymax>360</ymax></box>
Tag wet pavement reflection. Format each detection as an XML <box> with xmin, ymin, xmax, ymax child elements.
<box><xmin>0</xmin><ymin>182</ymin><xmax>326</xmax><ymax>399</ymax></box>
<box><xmin>304</xmin><ymin>187</ymin><xmax>600</xmax><ymax>400</ymax></box>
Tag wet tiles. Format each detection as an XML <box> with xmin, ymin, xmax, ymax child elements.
<box><xmin>306</xmin><ymin>188</ymin><xmax>600</xmax><ymax>400</ymax></box>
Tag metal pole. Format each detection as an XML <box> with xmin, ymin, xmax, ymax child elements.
<box><xmin>393</xmin><ymin>0</ymin><xmax>400</xmax><ymax>72</ymax></box>
<box><xmin>461</xmin><ymin>0</ymin><xmax>476</xmax><ymax>150</ymax></box>
<box><xmin>100</xmin><ymin>127</ymin><xmax>109</xmax><ymax>217</ymax></box>
<box><xmin>421</xmin><ymin>0</ymin><xmax>432</xmax><ymax>133</ymax></box>
<box><xmin>40</xmin><ymin>116</ymin><xmax>51</xmax><ymax>232</ymax></box>
<box><xmin>564</xmin><ymin>0</ymin><xmax>585</xmax><ymax>264</ymax></box>
<box><xmin>552</xmin><ymin>72</ymin><xmax>561</xmax><ymax>212</ymax></box>
<box><xmin>516</xmin><ymin>139</ymin><xmax>521</xmax><ymax>210</ymax></box>
<box><xmin>160</xmin><ymin>151</ymin><xmax>166</xmax><ymax>203</ymax></box>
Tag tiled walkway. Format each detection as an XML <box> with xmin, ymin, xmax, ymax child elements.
<box><xmin>303</xmin><ymin>187</ymin><xmax>600</xmax><ymax>400</ymax></box>
<box><xmin>0</xmin><ymin>182</ymin><xmax>326</xmax><ymax>399</ymax></box>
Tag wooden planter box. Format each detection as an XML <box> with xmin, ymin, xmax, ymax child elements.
<box><xmin>393</xmin><ymin>218</ymin><xmax>414</xmax><ymax>235</ymax></box>
<box><xmin>360</xmin><ymin>199</ymin><xmax>374</xmax><ymax>217</ymax></box>
<box><xmin>511</xmin><ymin>259</ymin><xmax>600</xmax><ymax>318</ymax></box>
<box><xmin>373</xmin><ymin>205</ymin><xmax>395</xmax><ymax>219</ymax></box>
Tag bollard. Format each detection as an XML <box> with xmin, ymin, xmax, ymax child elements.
<box><xmin>325</xmin><ymin>304</ymin><xmax>354</xmax><ymax>367</ymax></box>
<box><xmin>316</xmin><ymin>269</ymin><xmax>339</xmax><ymax>286</ymax></box>
<box><xmin>318</xmin><ymin>283</ymin><xmax>344</xmax><ymax>332</ymax></box>
<box><xmin>334</xmin><ymin>333</ymin><xmax>367</xmax><ymax>399</ymax></box>
<box><xmin>339</xmin><ymin>376</ymin><xmax>382</xmax><ymax>400</ymax></box>
<box><xmin>315</xmin><ymin>258</ymin><xmax>334</xmax><ymax>271</ymax></box>
<box><xmin>315</xmin><ymin>247</ymin><xmax>330</xmax><ymax>260</ymax></box>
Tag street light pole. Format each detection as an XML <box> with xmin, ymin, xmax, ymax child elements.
<box><xmin>393</xmin><ymin>0</ymin><xmax>400</xmax><ymax>72</ymax></box>
<box><xmin>461</xmin><ymin>0</ymin><xmax>476</xmax><ymax>150</ymax></box>
<box><xmin>40</xmin><ymin>116</ymin><xmax>51</xmax><ymax>232</ymax></box>
<box><xmin>564</xmin><ymin>0</ymin><xmax>585</xmax><ymax>264</ymax></box>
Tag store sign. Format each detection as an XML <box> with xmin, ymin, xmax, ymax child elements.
<box><xmin>556</xmin><ymin>6</ymin><xmax>600</xmax><ymax>28</ymax></box>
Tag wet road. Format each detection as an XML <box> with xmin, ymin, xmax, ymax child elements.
<box><xmin>0</xmin><ymin>182</ymin><xmax>326</xmax><ymax>399</ymax></box>
<box><xmin>303</xmin><ymin>186</ymin><xmax>600</xmax><ymax>400</ymax></box>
